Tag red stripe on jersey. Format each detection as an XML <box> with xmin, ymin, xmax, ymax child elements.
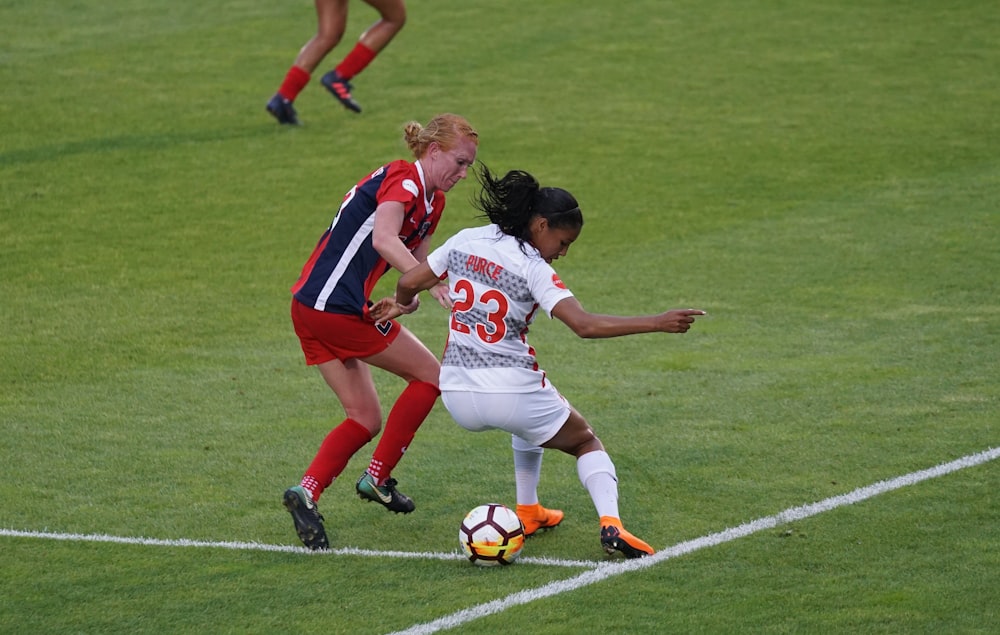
<box><xmin>360</xmin><ymin>256</ymin><xmax>389</xmax><ymax>320</ymax></box>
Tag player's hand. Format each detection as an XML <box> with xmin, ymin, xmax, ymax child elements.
<box><xmin>370</xmin><ymin>297</ymin><xmax>405</xmax><ymax>323</ymax></box>
<box><xmin>658</xmin><ymin>309</ymin><xmax>706</xmax><ymax>333</ymax></box>
<box><xmin>428</xmin><ymin>283</ymin><xmax>453</xmax><ymax>310</ymax></box>
<box><xmin>397</xmin><ymin>295</ymin><xmax>420</xmax><ymax>315</ymax></box>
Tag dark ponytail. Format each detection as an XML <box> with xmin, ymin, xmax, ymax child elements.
<box><xmin>474</xmin><ymin>165</ymin><xmax>583</xmax><ymax>251</ymax></box>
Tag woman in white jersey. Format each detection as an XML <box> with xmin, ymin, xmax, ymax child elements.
<box><xmin>372</xmin><ymin>168</ymin><xmax>705</xmax><ymax>558</ymax></box>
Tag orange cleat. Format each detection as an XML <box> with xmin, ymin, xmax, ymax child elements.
<box><xmin>599</xmin><ymin>516</ymin><xmax>654</xmax><ymax>558</ymax></box>
<box><xmin>516</xmin><ymin>503</ymin><xmax>564</xmax><ymax>536</ymax></box>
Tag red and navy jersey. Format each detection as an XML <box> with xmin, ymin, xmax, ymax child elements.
<box><xmin>292</xmin><ymin>160</ymin><xmax>445</xmax><ymax>316</ymax></box>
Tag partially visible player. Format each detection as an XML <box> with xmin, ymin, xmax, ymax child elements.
<box><xmin>372</xmin><ymin>167</ymin><xmax>705</xmax><ymax>558</ymax></box>
<box><xmin>267</xmin><ymin>0</ymin><xmax>407</xmax><ymax>124</ymax></box>
<box><xmin>282</xmin><ymin>114</ymin><xmax>478</xmax><ymax>550</ymax></box>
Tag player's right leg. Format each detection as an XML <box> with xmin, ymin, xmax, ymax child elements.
<box><xmin>283</xmin><ymin>357</ymin><xmax>381</xmax><ymax>549</ymax></box>
<box><xmin>282</xmin><ymin>485</ymin><xmax>329</xmax><ymax>550</ymax></box>
<box><xmin>286</xmin><ymin>302</ymin><xmax>390</xmax><ymax>546</ymax></box>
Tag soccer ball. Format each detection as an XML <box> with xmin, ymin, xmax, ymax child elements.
<box><xmin>459</xmin><ymin>503</ymin><xmax>526</xmax><ymax>566</ymax></box>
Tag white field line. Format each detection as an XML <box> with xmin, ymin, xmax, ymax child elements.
<box><xmin>387</xmin><ymin>446</ymin><xmax>1000</xmax><ymax>635</ymax></box>
<box><xmin>0</xmin><ymin>528</ymin><xmax>599</xmax><ymax>569</ymax></box>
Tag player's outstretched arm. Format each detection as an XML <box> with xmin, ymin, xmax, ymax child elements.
<box><xmin>551</xmin><ymin>297</ymin><xmax>706</xmax><ymax>339</ymax></box>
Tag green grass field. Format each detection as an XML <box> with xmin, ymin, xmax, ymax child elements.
<box><xmin>2</xmin><ymin>0</ymin><xmax>998</xmax><ymax>633</ymax></box>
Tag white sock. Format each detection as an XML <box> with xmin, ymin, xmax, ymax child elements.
<box><xmin>512</xmin><ymin>434</ymin><xmax>543</xmax><ymax>505</ymax></box>
<box><xmin>576</xmin><ymin>450</ymin><xmax>619</xmax><ymax>519</ymax></box>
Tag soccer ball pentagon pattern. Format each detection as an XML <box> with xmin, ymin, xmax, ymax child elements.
<box><xmin>459</xmin><ymin>503</ymin><xmax>526</xmax><ymax>566</ymax></box>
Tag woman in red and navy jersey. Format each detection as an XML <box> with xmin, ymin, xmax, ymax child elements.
<box><xmin>282</xmin><ymin>113</ymin><xmax>478</xmax><ymax>550</ymax></box>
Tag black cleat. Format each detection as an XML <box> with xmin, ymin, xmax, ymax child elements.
<box><xmin>266</xmin><ymin>94</ymin><xmax>300</xmax><ymax>125</ymax></box>
<box><xmin>320</xmin><ymin>71</ymin><xmax>362</xmax><ymax>113</ymax></box>
<box><xmin>356</xmin><ymin>472</ymin><xmax>414</xmax><ymax>513</ymax></box>
<box><xmin>283</xmin><ymin>486</ymin><xmax>329</xmax><ymax>550</ymax></box>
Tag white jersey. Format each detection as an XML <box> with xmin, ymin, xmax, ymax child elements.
<box><xmin>426</xmin><ymin>224</ymin><xmax>574</xmax><ymax>392</ymax></box>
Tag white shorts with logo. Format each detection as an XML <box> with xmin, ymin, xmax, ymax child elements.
<box><xmin>441</xmin><ymin>382</ymin><xmax>572</xmax><ymax>447</ymax></box>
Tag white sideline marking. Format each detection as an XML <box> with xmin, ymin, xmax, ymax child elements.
<box><xmin>387</xmin><ymin>446</ymin><xmax>1000</xmax><ymax>635</ymax></box>
<box><xmin>0</xmin><ymin>528</ymin><xmax>598</xmax><ymax>570</ymax></box>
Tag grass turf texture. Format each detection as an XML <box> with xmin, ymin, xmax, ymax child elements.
<box><xmin>1</xmin><ymin>0</ymin><xmax>998</xmax><ymax>633</ymax></box>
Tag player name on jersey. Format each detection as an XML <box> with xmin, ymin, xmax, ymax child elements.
<box><xmin>464</xmin><ymin>255</ymin><xmax>505</xmax><ymax>281</ymax></box>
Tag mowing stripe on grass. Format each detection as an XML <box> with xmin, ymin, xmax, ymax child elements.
<box><xmin>387</xmin><ymin>446</ymin><xmax>1000</xmax><ymax>635</ymax></box>
<box><xmin>0</xmin><ymin>528</ymin><xmax>598</xmax><ymax>569</ymax></box>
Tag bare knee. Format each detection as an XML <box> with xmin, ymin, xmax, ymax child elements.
<box><xmin>413</xmin><ymin>361</ymin><xmax>440</xmax><ymax>386</ymax></box>
<box><xmin>386</xmin><ymin>359</ymin><xmax>438</xmax><ymax>386</ymax></box>
<box><xmin>542</xmin><ymin>413</ymin><xmax>605</xmax><ymax>457</ymax></box>
<box><xmin>385</xmin><ymin>13</ymin><xmax>406</xmax><ymax>32</ymax></box>
<box><xmin>346</xmin><ymin>409</ymin><xmax>382</xmax><ymax>436</ymax></box>
<box><xmin>337</xmin><ymin>389</ymin><xmax>383</xmax><ymax>436</ymax></box>
<box><xmin>366</xmin><ymin>0</ymin><xmax>406</xmax><ymax>25</ymax></box>
<box><xmin>567</xmin><ymin>435</ymin><xmax>604</xmax><ymax>457</ymax></box>
<box><xmin>311</xmin><ymin>28</ymin><xmax>344</xmax><ymax>51</ymax></box>
<box><xmin>368</xmin><ymin>334</ymin><xmax>440</xmax><ymax>385</ymax></box>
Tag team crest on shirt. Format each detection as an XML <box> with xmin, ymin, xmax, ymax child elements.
<box><xmin>552</xmin><ymin>274</ymin><xmax>567</xmax><ymax>289</ymax></box>
<box><xmin>402</xmin><ymin>179</ymin><xmax>419</xmax><ymax>197</ymax></box>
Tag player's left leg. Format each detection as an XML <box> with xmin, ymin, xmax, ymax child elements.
<box><xmin>322</xmin><ymin>0</ymin><xmax>406</xmax><ymax>113</ymax></box>
<box><xmin>544</xmin><ymin>410</ymin><xmax>654</xmax><ymax>558</ymax></box>
<box><xmin>354</xmin><ymin>325</ymin><xmax>440</xmax><ymax>513</ymax></box>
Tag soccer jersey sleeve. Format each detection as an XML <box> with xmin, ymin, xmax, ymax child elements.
<box><xmin>374</xmin><ymin>161</ymin><xmax>421</xmax><ymax>206</ymax></box>
<box><xmin>526</xmin><ymin>259</ymin><xmax>574</xmax><ymax>317</ymax></box>
<box><xmin>425</xmin><ymin>234</ymin><xmax>455</xmax><ymax>278</ymax></box>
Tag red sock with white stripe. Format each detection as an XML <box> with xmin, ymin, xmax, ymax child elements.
<box><xmin>367</xmin><ymin>381</ymin><xmax>440</xmax><ymax>484</ymax></box>
<box><xmin>302</xmin><ymin>418</ymin><xmax>372</xmax><ymax>501</ymax></box>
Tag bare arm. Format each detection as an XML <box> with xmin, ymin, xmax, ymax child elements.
<box><xmin>409</xmin><ymin>239</ymin><xmax>452</xmax><ymax>309</ymax></box>
<box><xmin>550</xmin><ymin>296</ymin><xmax>706</xmax><ymax>338</ymax></box>
<box><xmin>368</xmin><ymin>203</ymin><xmax>452</xmax><ymax>317</ymax></box>
<box><xmin>395</xmin><ymin>261</ymin><xmax>442</xmax><ymax>306</ymax></box>
<box><xmin>410</xmin><ymin>237</ymin><xmax>431</xmax><ymax>263</ymax></box>
<box><xmin>369</xmin><ymin>261</ymin><xmax>443</xmax><ymax>322</ymax></box>
<box><xmin>371</xmin><ymin>201</ymin><xmax>421</xmax><ymax>273</ymax></box>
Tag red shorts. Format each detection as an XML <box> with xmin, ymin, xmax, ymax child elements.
<box><xmin>291</xmin><ymin>298</ymin><xmax>400</xmax><ymax>365</ymax></box>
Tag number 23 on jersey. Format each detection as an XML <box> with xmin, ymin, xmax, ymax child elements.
<box><xmin>450</xmin><ymin>278</ymin><xmax>509</xmax><ymax>344</ymax></box>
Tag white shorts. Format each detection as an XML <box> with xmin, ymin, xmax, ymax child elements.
<box><xmin>441</xmin><ymin>383</ymin><xmax>572</xmax><ymax>447</ymax></box>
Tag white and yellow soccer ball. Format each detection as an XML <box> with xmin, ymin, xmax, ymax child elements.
<box><xmin>459</xmin><ymin>503</ymin><xmax>526</xmax><ymax>566</ymax></box>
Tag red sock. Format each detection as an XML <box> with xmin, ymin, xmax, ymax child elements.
<box><xmin>334</xmin><ymin>43</ymin><xmax>377</xmax><ymax>81</ymax></box>
<box><xmin>303</xmin><ymin>418</ymin><xmax>372</xmax><ymax>501</ymax></box>
<box><xmin>278</xmin><ymin>65</ymin><xmax>311</xmax><ymax>101</ymax></box>
<box><xmin>367</xmin><ymin>381</ymin><xmax>440</xmax><ymax>483</ymax></box>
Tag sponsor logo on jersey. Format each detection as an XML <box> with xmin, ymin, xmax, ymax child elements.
<box><xmin>402</xmin><ymin>178</ymin><xmax>419</xmax><ymax>198</ymax></box>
